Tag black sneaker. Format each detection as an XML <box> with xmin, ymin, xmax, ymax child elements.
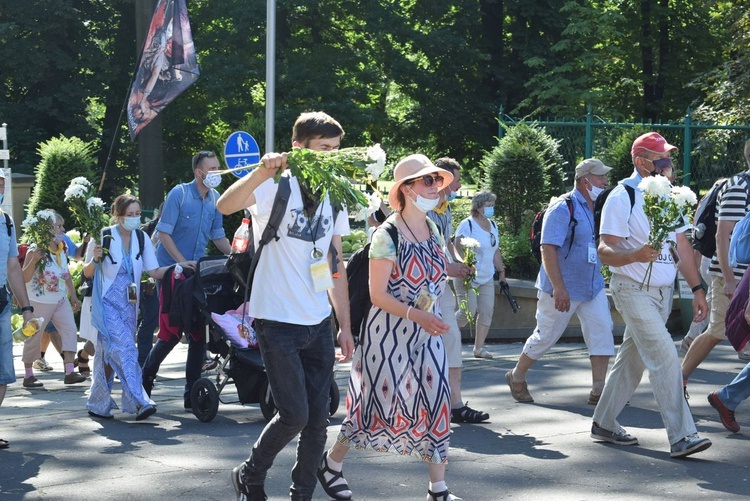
<box><xmin>142</xmin><ymin>375</ymin><xmax>155</xmax><ymax>397</ymax></box>
<box><xmin>184</xmin><ymin>394</ymin><xmax>192</xmax><ymax>411</ymax></box>
<box><xmin>231</xmin><ymin>465</ymin><xmax>267</xmax><ymax>501</ymax></box>
<box><xmin>590</xmin><ymin>421</ymin><xmax>638</xmax><ymax>445</ymax></box>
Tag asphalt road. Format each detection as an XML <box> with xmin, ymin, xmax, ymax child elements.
<box><xmin>2</xmin><ymin>339</ymin><xmax>749</xmax><ymax>500</ymax></box>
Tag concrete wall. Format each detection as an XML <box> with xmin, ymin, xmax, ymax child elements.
<box><xmin>459</xmin><ymin>278</ymin><xmax>684</xmax><ymax>343</ymax></box>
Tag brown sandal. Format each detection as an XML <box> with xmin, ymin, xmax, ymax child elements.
<box><xmin>76</xmin><ymin>349</ymin><xmax>91</xmax><ymax>376</ymax></box>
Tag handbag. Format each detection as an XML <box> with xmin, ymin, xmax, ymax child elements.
<box><xmin>725</xmin><ymin>272</ymin><xmax>750</xmax><ymax>352</ymax></box>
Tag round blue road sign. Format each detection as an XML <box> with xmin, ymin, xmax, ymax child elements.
<box><xmin>224</xmin><ymin>131</ymin><xmax>260</xmax><ymax>178</ymax></box>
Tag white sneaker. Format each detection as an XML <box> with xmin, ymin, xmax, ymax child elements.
<box><xmin>32</xmin><ymin>358</ymin><xmax>53</xmax><ymax>371</ymax></box>
<box><xmin>739</xmin><ymin>347</ymin><xmax>750</xmax><ymax>361</ymax></box>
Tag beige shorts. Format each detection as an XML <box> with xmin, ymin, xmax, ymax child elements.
<box><xmin>454</xmin><ymin>279</ymin><xmax>495</xmax><ymax>328</ymax></box>
<box><xmin>704</xmin><ymin>275</ymin><xmax>731</xmax><ymax>340</ymax></box>
<box><xmin>439</xmin><ymin>291</ymin><xmax>462</xmax><ymax>368</ymax></box>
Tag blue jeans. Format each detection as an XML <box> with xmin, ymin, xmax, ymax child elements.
<box><xmin>241</xmin><ymin>317</ymin><xmax>335</xmax><ymax>499</ymax></box>
<box><xmin>0</xmin><ymin>304</ymin><xmax>14</xmax><ymax>385</ymax></box>
<box><xmin>137</xmin><ymin>290</ymin><xmax>160</xmax><ymax>367</ymax></box>
<box><xmin>718</xmin><ymin>362</ymin><xmax>750</xmax><ymax>410</ymax></box>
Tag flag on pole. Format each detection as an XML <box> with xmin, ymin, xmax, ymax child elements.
<box><xmin>127</xmin><ymin>0</ymin><xmax>200</xmax><ymax>140</ymax></box>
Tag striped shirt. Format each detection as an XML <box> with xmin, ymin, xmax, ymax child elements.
<box><xmin>427</xmin><ymin>201</ymin><xmax>453</xmax><ymax>261</ymax></box>
<box><xmin>709</xmin><ymin>171</ymin><xmax>750</xmax><ymax>280</ymax></box>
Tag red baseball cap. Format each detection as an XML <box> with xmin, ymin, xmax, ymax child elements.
<box><xmin>631</xmin><ymin>132</ymin><xmax>677</xmax><ymax>156</ymax></box>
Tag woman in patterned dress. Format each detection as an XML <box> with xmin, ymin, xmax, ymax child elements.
<box><xmin>318</xmin><ymin>155</ymin><xmax>461</xmax><ymax>501</ymax></box>
<box><xmin>82</xmin><ymin>195</ymin><xmax>187</xmax><ymax>420</ymax></box>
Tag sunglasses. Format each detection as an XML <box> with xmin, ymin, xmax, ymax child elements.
<box><xmin>193</xmin><ymin>150</ymin><xmax>217</xmax><ymax>169</ymax></box>
<box><xmin>410</xmin><ymin>174</ymin><xmax>444</xmax><ymax>188</ymax></box>
<box><xmin>645</xmin><ymin>157</ymin><xmax>673</xmax><ymax>171</ymax></box>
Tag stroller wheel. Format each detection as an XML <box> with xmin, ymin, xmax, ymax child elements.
<box><xmin>259</xmin><ymin>378</ymin><xmax>277</xmax><ymax>422</ymax></box>
<box><xmin>191</xmin><ymin>378</ymin><xmax>219</xmax><ymax>422</ymax></box>
<box><xmin>329</xmin><ymin>379</ymin><xmax>340</xmax><ymax>417</ymax></box>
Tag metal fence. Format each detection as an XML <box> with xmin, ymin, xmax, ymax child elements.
<box><xmin>498</xmin><ymin>106</ymin><xmax>750</xmax><ymax>193</ymax></box>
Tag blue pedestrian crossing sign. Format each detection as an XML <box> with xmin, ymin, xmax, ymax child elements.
<box><xmin>224</xmin><ymin>131</ymin><xmax>261</xmax><ymax>178</ymax></box>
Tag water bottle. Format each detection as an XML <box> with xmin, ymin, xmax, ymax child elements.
<box><xmin>12</xmin><ymin>316</ymin><xmax>44</xmax><ymax>343</ymax></box>
<box><xmin>231</xmin><ymin>218</ymin><xmax>251</xmax><ymax>254</ymax></box>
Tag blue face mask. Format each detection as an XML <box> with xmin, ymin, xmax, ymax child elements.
<box><xmin>483</xmin><ymin>206</ymin><xmax>495</xmax><ymax>218</ymax></box>
<box><xmin>122</xmin><ymin>216</ymin><xmax>141</xmax><ymax>232</ymax></box>
<box><xmin>445</xmin><ymin>190</ymin><xmax>457</xmax><ymax>202</ymax></box>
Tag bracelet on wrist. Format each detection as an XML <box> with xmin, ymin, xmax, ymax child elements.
<box><xmin>20</xmin><ymin>305</ymin><xmax>34</xmax><ymax>313</ymax></box>
<box><xmin>691</xmin><ymin>284</ymin><xmax>705</xmax><ymax>293</ymax></box>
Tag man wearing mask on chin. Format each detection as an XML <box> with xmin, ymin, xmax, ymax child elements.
<box><xmin>506</xmin><ymin>159</ymin><xmax>615</xmax><ymax>405</ymax></box>
<box><xmin>142</xmin><ymin>150</ymin><xmax>232</xmax><ymax>411</ymax></box>
<box><xmin>591</xmin><ymin>132</ymin><xmax>711</xmax><ymax>459</ymax></box>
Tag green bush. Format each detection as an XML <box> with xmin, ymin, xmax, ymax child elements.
<box><xmin>499</xmin><ymin>212</ymin><xmax>539</xmax><ymax>279</ymax></box>
<box><xmin>26</xmin><ymin>135</ymin><xmax>97</xmax><ymax>225</ymax></box>
<box><xmin>600</xmin><ymin>126</ymin><xmax>650</xmax><ymax>185</ymax></box>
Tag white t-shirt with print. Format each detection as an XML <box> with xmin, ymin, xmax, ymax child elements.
<box><xmin>248</xmin><ymin>173</ymin><xmax>350</xmax><ymax>325</ymax></box>
<box><xmin>454</xmin><ymin>216</ymin><xmax>499</xmax><ymax>285</ymax></box>
<box><xmin>601</xmin><ymin>181</ymin><xmax>684</xmax><ymax>287</ymax></box>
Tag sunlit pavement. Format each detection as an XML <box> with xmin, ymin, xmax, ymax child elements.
<box><xmin>2</xmin><ymin>338</ymin><xmax>749</xmax><ymax>500</ymax></box>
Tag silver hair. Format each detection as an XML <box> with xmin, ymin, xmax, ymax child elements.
<box><xmin>471</xmin><ymin>190</ymin><xmax>497</xmax><ymax>215</ymax></box>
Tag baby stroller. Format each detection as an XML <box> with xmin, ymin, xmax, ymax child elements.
<box><xmin>189</xmin><ymin>256</ymin><xmax>340</xmax><ymax>423</ymax></box>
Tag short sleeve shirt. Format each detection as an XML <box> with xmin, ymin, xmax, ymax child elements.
<box><xmin>601</xmin><ymin>171</ymin><xmax>682</xmax><ymax>287</ymax></box>
<box><xmin>709</xmin><ymin>172</ymin><xmax>750</xmax><ymax>280</ymax></box>
<box><xmin>535</xmin><ymin>189</ymin><xmax>604</xmax><ymax>302</ymax></box>
<box><xmin>454</xmin><ymin>216</ymin><xmax>499</xmax><ymax>285</ymax></box>
<box><xmin>0</xmin><ymin>212</ymin><xmax>19</xmax><ymax>287</ymax></box>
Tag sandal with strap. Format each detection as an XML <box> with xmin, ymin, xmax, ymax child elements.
<box><xmin>76</xmin><ymin>349</ymin><xmax>91</xmax><ymax>377</ymax></box>
<box><xmin>450</xmin><ymin>402</ymin><xmax>489</xmax><ymax>423</ymax></box>
<box><xmin>427</xmin><ymin>489</ymin><xmax>462</xmax><ymax>501</ymax></box>
<box><xmin>316</xmin><ymin>454</ymin><xmax>352</xmax><ymax>500</ymax></box>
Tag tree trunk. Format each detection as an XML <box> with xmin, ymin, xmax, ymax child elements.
<box><xmin>640</xmin><ymin>0</ymin><xmax>656</xmax><ymax>121</ymax></box>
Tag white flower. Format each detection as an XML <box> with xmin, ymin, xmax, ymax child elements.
<box><xmin>21</xmin><ymin>216</ymin><xmax>38</xmax><ymax>228</ymax></box>
<box><xmin>670</xmin><ymin>186</ymin><xmax>698</xmax><ymax>207</ymax></box>
<box><xmin>460</xmin><ymin>237</ymin><xmax>481</xmax><ymax>249</ymax></box>
<box><xmin>37</xmin><ymin>210</ymin><xmax>56</xmax><ymax>222</ymax></box>
<box><xmin>353</xmin><ymin>192</ymin><xmax>383</xmax><ymax>221</ymax></box>
<box><xmin>364</xmin><ymin>144</ymin><xmax>387</xmax><ymax>181</ymax></box>
<box><xmin>87</xmin><ymin>197</ymin><xmax>105</xmax><ymax>209</ymax></box>
<box><xmin>353</xmin><ymin>206</ymin><xmax>369</xmax><ymax>222</ymax></box>
<box><xmin>64</xmin><ymin>184</ymin><xmax>88</xmax><ymax>201</ymax></box>
<box><xmin>638</xmin><ymin>176</ymin><xmax>672</xmax><ymax>199</ymax></box>
<box><xmin>70</xmin><ymin>177</ymin><xmax>91</xmax><ymax>187</ymax></box>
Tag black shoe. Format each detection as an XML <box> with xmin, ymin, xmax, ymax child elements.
<box><xmin>184</xmin><ymin>394</ymin><xmax>192</xmax><ymax>411</ymax></box>
<box><xmin>231</xmin><ymin>465</ymin><xmax>267</xmax><ymax>501</ymax></box>
<box><xmin>142</xmin><ymin>375</ymin><xmax>155</xmax><ymax>397</ymax></box>
<box><xmin>88</xmin><ymin>410</ymin><xmax>114</xmax><ymax>419</ymax></box>
<box><xmin>450</xmin><ymin>402</ymin><xmax>489</xmax><ymax>423</ymax></box>
<box><xmin>316</xmin><ymin>453</ymin><xmax>352</xmax><ymax>500</ymax></box>
<box><xmin>135</xmin><ymin>404</ymin><xmax>157</xmax><ymax>421</ymax></box>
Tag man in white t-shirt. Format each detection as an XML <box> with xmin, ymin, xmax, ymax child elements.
<box><xmin>218</xmin><ymin>111</ymin><xmax>354</xmax><ymax>501</ymax></box>
<box><xmin>591</xmin><ymin>132</ymin><xmax>711</xmax><ymax>459</ymax></box>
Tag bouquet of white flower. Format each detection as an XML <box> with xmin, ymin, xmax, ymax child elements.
<box><xmin>637</xmin><ymin>176</ymin><xmax>697</xmax><ymax>289</ymax></box>
<box><xmin>21</xmin><ymin>209</ymin><xmax>57</xmax><ymax>273</ymax></box>
<box><xmin>64</xmin><ymin>177</ymin><xmax>109</xmax><ymax>241</ymax></box>
<box><xmin>459</xmin><ymin>237</ymin><xmax>481</xmax><ymax>327</ymax></box>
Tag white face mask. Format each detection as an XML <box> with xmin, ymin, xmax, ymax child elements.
<box><xmin>202</xmin><ymin>171</ymin><xmax>222</xmax><ymax>189</ymax></box>
<box><xmin>586</xmin><ymin>180</ymin><xmax>605</xmax><ymax>201</ymax></box>
<box><xmin>407</xmin><ymin>187</ymin><xmax>440</xmax><ymax>213</ymax></box>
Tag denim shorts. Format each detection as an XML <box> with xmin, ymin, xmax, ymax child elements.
<box><xmin>0</xmin><ymin>305</ymin><xmax>16</xmax><ymax>385</ymax></box>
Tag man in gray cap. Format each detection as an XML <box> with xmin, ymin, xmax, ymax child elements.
<box><xmin>506</xmin><ymin>158</ymin><xmax>615</xmax><ymax>404</ymax></box>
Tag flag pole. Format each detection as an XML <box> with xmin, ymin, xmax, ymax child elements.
<box><xmin>265</xmin><ymin>0</ymin><xmax>276</xmax><ymax>154</ymax></box>
<box><xmin>98</xmin><ymin>79</ymin><xmax>138</xmax><ymax>193</ymax></box>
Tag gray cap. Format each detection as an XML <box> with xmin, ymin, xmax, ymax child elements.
<box><xmin>575</xmin><ymin>158</ymin><xmax>612</xmax><ymax>179</ymax></box>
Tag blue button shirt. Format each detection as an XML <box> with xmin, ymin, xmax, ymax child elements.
<box><xmin>535</xmin><ymin>189</ymin><xmax>604</xmax><ymax>302</ymax></box>
<box><xmin>155</xmin><ymin>180</ymin><xmax>225</xmax><ymax>266</ymax></box>
<box><xmin>0</xmin><ymin>212</ymin><xmax>19</xmax><ymax>287</ymax></box>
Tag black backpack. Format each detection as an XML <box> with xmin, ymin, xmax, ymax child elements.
<box><xmin>692</xmin><ymin>175</ymin><xmax>750</xmax><ymax>259</ymax></box>
<box><xmin>530</xmin><ymin>194</ymin><xmax>575</xmax><ymax>263</ymax></box>
<box><xmin>593</xmin><ymin>184</ymin><xmax>636</xmax><ymax>242</ymax></box>
<box><xmin>347</xmin><ymin>221</ymin><xmax>398</xmax><ymax>342</ymax></box>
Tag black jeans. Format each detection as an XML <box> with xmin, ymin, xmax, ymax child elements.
<box><xmin>141</xmin><ymin>333</ymin><xmax>205</xmax><ymax>399</ymax></box>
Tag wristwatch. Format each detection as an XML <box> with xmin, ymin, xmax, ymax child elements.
<box><xmin>691</xmin><ymin>284</ymin><xmax>705</xmax><ymax>293</ymax></box>
<box><xmin>20</xmin><ymin>305</ymin><xmax>34</xmax><ymax>313</ymax></box>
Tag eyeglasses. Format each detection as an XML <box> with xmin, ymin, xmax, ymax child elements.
<box><xmin>410</xmin><ymin>174</ymin><xmax>444</xmax><ymax>188</ymax></box>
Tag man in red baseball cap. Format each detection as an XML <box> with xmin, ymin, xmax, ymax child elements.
<box><xmin>591</xmin><ymin>131</ymin><xmax>712</xmax><ymax>459</ymax></box>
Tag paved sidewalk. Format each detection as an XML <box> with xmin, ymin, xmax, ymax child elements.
<box><xmin>2</xmin><ymin>338</ymin><xmax>750</xmax><ymax>500</ymax></box>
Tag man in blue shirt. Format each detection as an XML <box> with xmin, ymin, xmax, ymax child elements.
<box><xmin>505</xmin><ymin>159</ymin><xmax>615</xmax><ymax>404</ymax></box>
<box><xmin>141</xmin><ymin>150</ymin><xmax>232</xmax><ymax>410</ymax></box>
<box><xmin>0</xmin><ymin>170</ymin><xmax>36</xmax><ymax>449</ymax></box>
